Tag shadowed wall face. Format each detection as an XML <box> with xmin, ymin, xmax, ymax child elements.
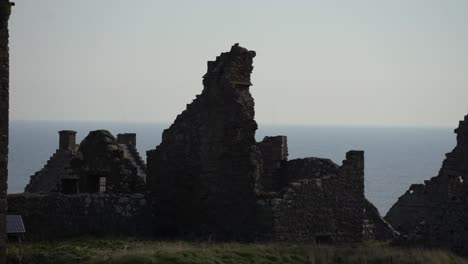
<box><xmin>385</xmin><ymin>114</ymin><xmax>468</xmax><ymax>255</ymax></box>
<box><xmin>147</xmin><ymin>44</ymin><xmax>261</xmax><ymax>239</ymax></box>
<box><xmin>0</xmin><ymin>0</ymin><xmax>10</xmax><ymax>261</ymax></box>
<box><xmin>7</xmin><ymin>193</ymin><xmax>152</xmax><ymax>241</ymax></box>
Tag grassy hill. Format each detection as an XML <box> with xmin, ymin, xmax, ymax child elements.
<box><xmin>6</xmin><ymin>239</ymin><xmax>468</xmax><ymax>264</ymax></box>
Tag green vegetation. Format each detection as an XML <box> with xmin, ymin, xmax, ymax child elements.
<box><xmin>6</xmin><ymin>239</ymin><xmax>468</xmax><ymax>264</ymax></box>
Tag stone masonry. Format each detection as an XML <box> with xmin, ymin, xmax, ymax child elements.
<box><xmin>385</xmin><ymin>114</ymin><xmax>468</xmax><ymax>255</ymax></box>
<box><xmin>25</xmin><ymin>131</ymin><xmax>79</xmax><ymax>193</ymax></box>
<box><xmin>0</xmin><ymin>1</ymin><xmax>10</xmax><ymax>261</ymax></box>
<box><xmin>72</xmin><ymin>130</ymin><xmax>146</xmax><ymax>193</ymax></box>
<box><xmin>26</xmin><ymin>130</ymin><xmax>146</xmax><ymax>194</ymax></box>
<box><xmin>11</xmin><ymin>44</ymin><xmax>393</xmax><ymax>244</ymax></box>
<box><xmin>117</xmin><ymin>133</ymin><xmax>147</xmax><ymax>182</ymax></box>
<box><xmin>147</xmin><ymin>44</ymin><xmax>392</xmax><ymax>242</ymax></box>
<box><xmin>7</xmin><ymin>192</ymin><xmax>151</xmax><ymax>241</ymax></box>
<box><xmin>257</xmin><ymin>136</ymin><xmax>288</xmax><ymax>192</ymax></box>
<box><xmin>255</xmin><ymin>151</ymin><xmax>367</xmax><ymax>242</ymax></box>
<box><xmin>147</xmin><ymin>44</ymin><xmax>261</xmax><ymax>239</ymax></box>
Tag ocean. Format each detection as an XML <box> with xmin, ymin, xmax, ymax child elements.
<box><xmin>8</xmin><ymin>120</ymin><xmax>455</xmax><ymax>215</ymax></box>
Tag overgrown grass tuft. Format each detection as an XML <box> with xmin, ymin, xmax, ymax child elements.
<box><xmin>6</xmin><ymin>239</ymin><xmax>468</xmax><ymax>264</ymax></box>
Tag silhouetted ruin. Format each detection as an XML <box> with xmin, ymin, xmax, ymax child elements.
<box><xmin>0</xmin><ymin>0</ymin><xmax>464</xmax><ymax>256</ymax></box>
<box><xmin>146</xmin><ymin>44</ymin><xmax>394</xmax><ymax>242</ymax></box>
<box><xmin>147</xmin><ymin>44</ymin><xmax>262</xmax><ymax>239</ymax></box>
<box><xmin>25</xmin><ymin>130</ymin><xmax>146</xmax><ymax>194</ymax></box>
<box><xmin>386</xmin><ymin>114</ymin><xmax>468</xmax><ymax>255</ymax></box>
<box><xmin>10</xmin><ymin>44</ymin><xmax>395</xmax><ymax>244</ymax></box>
<box><xmin>0</xmin><ymin>1</ymin><xmax>11</xmax><ymax>261</ymax></box>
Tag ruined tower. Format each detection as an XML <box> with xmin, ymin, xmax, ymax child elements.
<box><xmin>147</xmin><ymin>44</ymin><xmax>261</xmax><ymax>239</ymax></box>
<box><xmin>0</xmin><ymin>0</ymin><xmax>11</xmax><ymax>260</ymax></box>
<box><xmin>59</xmin><ymin>130</ymin><xmax>77</xmax><ymax>151</ymax></box>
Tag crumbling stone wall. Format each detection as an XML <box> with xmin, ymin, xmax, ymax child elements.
<box><xmin>256</xmin><ymin>151</ymin><xmax>366</xmax><ymax>243</ymax></box>
<box><xmin>73</xmin><ymin>130</ymin><xmax>146</xmax><ymax>193</ymax></box>
<box><xmin>384</xmin><ymin>184</ymin><xmax>430</xmax><ymax>235</ymax></box>
<box><xmin>363</xmin><ymin>199</ymin><xmax>398</xmax><ymax>241</ymax></box>
<box><xmin>26</xmin><ymin>131</ymin><xmax>79</xmax><ymax>193</ymax></box>
<box><xmin>257</xmin><ymin>136</ymin><xmax>288</xmax><ymax>192</ymax></box>
<box><xmin>13</xmin><ymin>44</ymin><xmax>391</xmax><ymax>244</ymax></box>
<box><xmin>26</xmin><ymin>149</ymin><xmax>78</xmax><ymax>193</ymax></box>
<box><xmin>0</xmin><ymin>1</ymin><xmax>10</xmax><ymax>261</ymax></box>
<box><xmin>18</xmin><ymin>43</ymin><xmax>391</xmax><ymax>244</ymax></box>
<box><xmin>147</xmin><ymin>44</ymin><xmax>260</xmax><ymax>239</ymax></box>
<box><xmin>146</xmin><ymin>44</ymin><xmax>390</xmax><ymax>243</ymax></box>
<box><xmin>285</xmin><ymin>157</ymin><xmax>340</xmax><ymax>183</ymax></box>
<box><xmin>117</xmin><ymin>133</ymin><xmax>147</xmax><ymax>182</ymax></box>
<box><xmin>256</xmin><ymin>140</ymin><xmax>397</xmax><ymax>242</ymax></box>
<box><xmin>386</xmin><ymin>114</ymin><xmax>468</xmax><ymax>255</ymax></box>
<box><xmin>7</xmin><ymin>193</ymin><xmax>151</xmax><ymax>240</ymax></box>
<box><xmin>26</xmin><ymin>130</ymin><xmax>146</xmax><ymax>194</ymax></box>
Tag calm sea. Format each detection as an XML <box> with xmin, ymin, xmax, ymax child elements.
<box><xmin>8</xmin><ymin>120</ymin><xmax>455</xmax><ymax>215</ymax></box>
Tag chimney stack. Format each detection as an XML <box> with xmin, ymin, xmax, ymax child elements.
<box><xmin>59</xmin><ymin>130</ymin><xmax>77</xmax><ymax>150</ymax></box>
<box><xmin>117</xmin><ymin>133</ymin><xmax>136</xmax><ymax>147</ymax></box>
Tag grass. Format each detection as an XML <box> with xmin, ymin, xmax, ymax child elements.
<box><xmin>6</xmin><ymin>239</ymin><xmax>468</xmax><ymax>264</ymax></box>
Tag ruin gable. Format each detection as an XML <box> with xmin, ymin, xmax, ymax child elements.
<box><xmin>385</xmin><ymin>114</ymin><xmax>468</xmax><ymax>255</ymax></box>
<box><xmin>147</xmin><ymin>44</ymin><xmax>261</xmax><ymax>239</ymax></box>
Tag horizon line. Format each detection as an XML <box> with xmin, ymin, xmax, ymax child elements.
<box><xmin>10</xmin><ymin>119</ymin><xmax>454</xmax><ymax>130</ymax></box>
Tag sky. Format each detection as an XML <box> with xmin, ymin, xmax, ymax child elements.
<box><xmin>9</xmin><ymin>0</ymin><xmax>468</xmax><ymax>127</ymax></box>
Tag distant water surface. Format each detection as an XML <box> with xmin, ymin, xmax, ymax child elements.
<box><xmin>8</xmin><ymin>120</ymin><xmax>454</xmax><ymax>215</ymax></box>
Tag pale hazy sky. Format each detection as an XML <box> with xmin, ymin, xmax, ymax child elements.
<box><xmin>9</xmin><ymin>0</ymin><xmax>468</xmax><ymax>127</ymax></box>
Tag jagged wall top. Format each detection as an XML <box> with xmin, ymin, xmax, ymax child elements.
<box><xmin>440</xmin><ymin>113</ymin><xmax>468</xmax><ymax>176</ymax></box>
<box><xmin>454</xmin><ymin>114</ymin><xmax>468</xmax><ymax>146</ymax></box>
<box><xmin>147</xmin><ymin>43</ymin><xmax>260</xmax><ymax>239</ymax></box>
<box><xmin>0</xmin><ymin>0</ymin><xmax>11</xmax><ymax>16</ymax></box>
<box><xmin>203</xmin><ymin>43</ymin><xmax>256</xmax><ymax>86</ymax></box>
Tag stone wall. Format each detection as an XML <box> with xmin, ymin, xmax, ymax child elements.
<box><xmin>256</xmin><ymin>151</ymin><xmax>366</xmax><ymax>243</ymax></box>
<box><xmin>117</xmin><ymin>133</ymin><xmax>147</xmax><ymax>182</ymax></box>
<box><xmin>7</xmin><ymin>193</ymin><xmax>151</xmax><ymax>241</ymax></box>
<box><xmin>13</xmin><ymin>44</ymin><xmax>390</xmax><ymax>244</ymax></box>
<box><xmin>73</xmin><ymin>130</ymin><xmax>146</xmax><ymax>193</ymax></box>
<box><xmin>384</xmin><ymin>184</ymin><xmax>430</xmax><ymax>235</ymax></box>
<box><xmin>385</xmin><ymin>114</ymin><xmax>468</xmax><ymax>255</ymax></box>
<box><xmin>285</xmin><ymin>157</ymin><xmax>340</xmax><ymax>183</ymax></box>
<box><xmin>363</xmin><ymin>199</ymin><xmax>398</xmax><ymax>241</ymax></box>
<box><xmin>147</xmin><ymin>44</ymin><xmax>261</xmax><ymax>240</ymax></box>
<box><xmin>257</xmin><ymin>136</ymin><xmax>288</xmax><ymax>192</ymax></box>
<box><xmin>0</xmin><ymin>1</ymin><xmax>10</xmax><ymax>261</ymax></box>
<box><xmin>26</xmin><ymin>130</ymin><xmax>146</xmax><ymax>194</ymax></box>
<box><xmin>25</xmin><ymin>148</ymin><xmax>78</xmax><ymax>193</ymax></box>
<box><xmin>145</xmin><ymin>44</ymin><xmax>390</xmax><ymax>243</ymax></box>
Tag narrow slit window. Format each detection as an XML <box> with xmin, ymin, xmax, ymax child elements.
<box><xmin>99</xmin><ymin>177</ymin><xmax>106</xmax><ymax>193</ymax></box>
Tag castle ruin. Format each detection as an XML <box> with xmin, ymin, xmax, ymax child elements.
<box><xmin>11</xmin><ymin>44</ymin><xmax>395</xmax><ymax>244</ymax></box>
<box><xmin>0</xmin><ymin>0</ymin><xmax>463</xmax><ymax>254</ymax></box>
<box><xmin>26</xmin><ymin>130</ymin><xmax>146</xmax><ymax>194</ymax></box>
<box><xmin>146</xmin><ymin>44</ymin><xmax>394</xmax><ymax>242</ymax></box>
<box><xmin>386</xmin><ymin>114</ymin><xmax>468</xmax><ymax>255</ymax></box>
